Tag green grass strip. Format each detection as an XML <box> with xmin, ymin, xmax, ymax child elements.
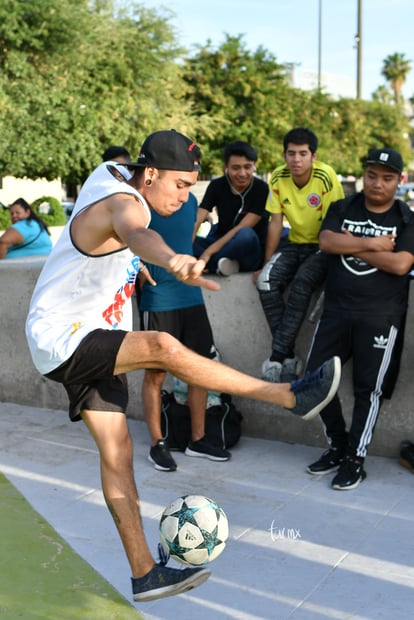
<box><xmin>0</xmin><ymin>472</ymin><xmax>143</xmax><ymax>619</ymax></box>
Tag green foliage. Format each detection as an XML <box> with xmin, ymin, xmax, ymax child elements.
<box><xmin>0</xmin><ymin>2</ymin><xmax>412</xmax><ymax>185</ymax></box>
<box><xmin>182</xmin><ymin>35</ymin><xmax>291</xmax><ymax>174</ymax></box>
<box><xmin>303</xmin><ymin>97</ymin><xmax>411</xmax><ymax>177</ymax></box>
<box><xmin>372</xmin><ymin>85</ymin><xmax>394</xmax><ymax>105</ymax></box>
<box><xmin>30</xmin><ymin>196</ymin><xmax>66</xmax><ymax>226</ymax></box>
<box><xmin>0</xmin><ymin>1</ymin><xmax>191</xmax><ymax>184</ymax></box>
<box><xmin>182</xmin><ymin>36</ymin><xmax>412</xmax><ymax>176</ymax></box>
<box><xmin>0</xmin><ymin>206</ymin><xmax>11</xmax><ymax>231</ymax></box>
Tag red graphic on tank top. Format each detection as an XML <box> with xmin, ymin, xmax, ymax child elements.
<box><xmin>102</xmin><ymin>258</ymin><xmax>139</xmax><ymax>328</ymax></box>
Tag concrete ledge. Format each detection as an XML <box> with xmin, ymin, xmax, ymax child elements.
<box><xmin>1</xmin><ymin>259</ymin><xmax>413</xmax><ymax>457</ymax></box>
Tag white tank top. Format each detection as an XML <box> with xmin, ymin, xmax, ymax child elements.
<box><xmin>25</xmin><ymin>162</ymin><xmax>150</xmax><ymax>374</ymax></box>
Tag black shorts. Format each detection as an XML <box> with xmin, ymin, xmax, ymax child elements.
<box><xmin>45</xmin><ymin>329</ymin><xmax>128</xmax><ymax>422</ymax></box>
<box><xmin>140</xmin><ymin>304</ymin><xmax>215</xmax><ymax>359</ymax></box>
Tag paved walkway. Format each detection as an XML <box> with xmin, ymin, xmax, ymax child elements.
<box><xmin>1</xmin><ymin>402</ymin><xmax>414</xmax><ymax>620</ymax></box>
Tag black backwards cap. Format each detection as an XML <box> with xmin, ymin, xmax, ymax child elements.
<box><xmin>124</xmin><ymin>130</ymin><xmax>201</xmax><ymax>172</ymax></box>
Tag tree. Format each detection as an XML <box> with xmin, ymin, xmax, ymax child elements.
<box><xmin>381</xmin><ymin>52</ymin><xmax>412</xmax><ymax>104</ymax></box>
<box><xmin>182</xmin><ymin>35</ymin><xmax>292</xmax><ymax>174</ymax></box>
<box><xmin>181</xmin><ymin>35</ymin><xmax>413</xmax><ymax>177</ymax></box>
<box><xmin>372</xmin><ymin>85</ymin><xmax>394</xmax><ymax>106</ymax></box>
<box><xmin>0</xmin><ymin>1</ymin><xmax>191</xmax><ymax>185</ymax></box>
<box><xmin>0</xmin><ymin>4</ymin><xmax>411</xmax><ymax>184</ymax></box>
<box><xmin>315</xmin><ymin>97</ymin><xmax>411</xmax><ymax>176</ymax></box>
<box><xmin>0</xmin><ymin>0</ymin><xmax>93</xmax><ymax>180</ymax></box>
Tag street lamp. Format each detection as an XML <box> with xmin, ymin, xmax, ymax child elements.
<box><xmin>356</xmin><ymin>0</ymin><xmax>362</xmax><ymax>98</ymax></box>
<box><xmin>318</xmin><ymin>0</ymin><xmax>322</xmax><ymax>90</ymax></box>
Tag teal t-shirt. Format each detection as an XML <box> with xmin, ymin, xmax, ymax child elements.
<box><xmin>139</xmin><ymin>194</ymin><xmax>204</xmax><ymax>311</ymax></box>
<box><xmin>6</xmin><ymin>219</ymin><xmax>52</xmax><ymax>258</ymax></box>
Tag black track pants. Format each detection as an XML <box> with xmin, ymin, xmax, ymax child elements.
<box><xmin>306</xmin><ymin>313</ymin><xmax>401</xmax><ymax>458</ymax></box>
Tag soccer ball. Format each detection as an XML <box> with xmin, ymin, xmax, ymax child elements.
<box><xmin>159</xmin><ymin>494</ymin><xmax>229</xmax><ymax>566</ymax></box>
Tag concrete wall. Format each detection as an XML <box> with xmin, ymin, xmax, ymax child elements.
<box><xmin>1</xmin><ymin>257</ymin><xmax>413</xmax><ymax>457</ymax></box>
<box><xmin>0</xmin><ymin>176</ymin><xmax>64</xmax><ymax>206</ymax></box>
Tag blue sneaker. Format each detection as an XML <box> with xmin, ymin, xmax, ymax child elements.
<box><xmin>132</xmin><ymin>563</ymin><xmax>210</xmax><ymax>602</ymax></box>
<box><xmin>288</xmin><ymin>356</ymin><xmax>341</xmax><ymax>421</ymax></box>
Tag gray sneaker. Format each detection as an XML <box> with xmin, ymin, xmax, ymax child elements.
<box><xmin>288</xmin><ymin>356</ymin><xmax>341</xmax><ymax>420</ymax></box>
<box><xmin>132</xmin><ymin>563</ymin><xmax>210</xmax><ymax>602</ymax></box>
<box><xmin>281</xmin><ymin>357</ymin><xmax>303</xmax><ymax>382</ymax></box>
<box><xmin>261</xmin><ymin>358</ymin><xmax>283</xmax><ymax>382</ymax></box>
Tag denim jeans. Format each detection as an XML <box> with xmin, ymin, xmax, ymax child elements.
<box><xmin>193</xmin><ymin>224</ymin><xmax>263</xmax><ymax>273</ymax></box>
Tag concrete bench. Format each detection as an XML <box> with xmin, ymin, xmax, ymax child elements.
<box><xmin>1</xmin><ymin>257</ymin><xmax>413</xmax><ymax>457</ymax></box>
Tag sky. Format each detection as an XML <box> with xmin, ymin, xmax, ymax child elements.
<box><xmin>141</xmin><ymin>0</ymin><xmax>414</xmax><ymax>100</ymax></box>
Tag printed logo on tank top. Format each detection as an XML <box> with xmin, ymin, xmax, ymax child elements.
<box><xmin>341</xmin><ymin>218</ymin><xmax>396</xmax><ymax>275</ymax></box>
<box><xmin>102</xmin><ymin>256</ymin><xmax>140</xmax><ymax>327</ymax></box>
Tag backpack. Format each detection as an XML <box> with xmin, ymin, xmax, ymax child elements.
<box><xmin>160</xmin><ymin>390</ymin><xmax>243</xmax><ymax>451</ymax></box>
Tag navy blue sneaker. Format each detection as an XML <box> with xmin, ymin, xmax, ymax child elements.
<box><xmin>132</xmin><ymin>563</ymin><xmax>210</xmax><ymax>602</ymax></box>
<box><xmin>288</xmin><ymin>356</ymin><xmax>341</xmax><ymax>420</ymax></box>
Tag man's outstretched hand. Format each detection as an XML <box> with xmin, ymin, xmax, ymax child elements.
<box><xmin>167</xmin><ymin>255</ymin><xmax>221</xmax><ymax>291</ymax></box>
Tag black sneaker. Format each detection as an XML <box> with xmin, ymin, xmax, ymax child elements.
<box><xmin>288</xmin><ymin>356</ymin><xmax>341</xmax><ymax>420</ymax></box>
<box><xmin>185</xmin><ymin>436</ymin><xmax>231</xmax><ymax>461</ymax></box>
<box><xmin>132</xmin><ymin>563</ymin><xmax>210</xmax><ymax>602</ymax></box>
<box><xmin>148</xmin><ymin>440</ymin><xmax>177</xmax><ymax>472</ymax></box>
<box><xmin>331</xmin><ymin>456</ymin><xmax>367</xmax><ymax>490</ymax></box>
<box><xmin>399</xmin><ymin>440</ymin><xmax>414</xmax><ymax>473</ymax></box>
<box><xmin>307</xmin><ymin>447</ymin><xmax>345</xmax><ymax>475</ymax></box>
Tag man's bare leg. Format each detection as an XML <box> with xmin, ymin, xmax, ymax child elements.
<box><xmin>81</xmin><ymin>408</ymin><xmax>155</xmax><ymax>578</ymax></box>
<box><xmin>187</xmin><ymin>385</ymin><xmax>207</xmax><ymax>441</ymax></box>
<box><xmin>142</xmin><ymin>369</ymin><xmax>178</xmax><ymax>471</ymax></box>
<box><xmin>82</xmin><ymin>406</ymin><xmax>211</xmax><ymax>602</ymax></box>
<box><xmin>115</xmin><ymin>331</ymin><xmax>341</xmax><ymax>422</ymax></box>
<box><xmin>116</xmin><ymin>331</ymin><xmax>295</xmax><ymax>408</ymax></box>
<box><xmin>141</xmin><ymin>369</ymin><xmax>207</xmax><ymax>441</ymax></box>
<box><xmin>141</xmin><ymin>369</ymin><xmax>167</xmax><ymax>445</ymax></box>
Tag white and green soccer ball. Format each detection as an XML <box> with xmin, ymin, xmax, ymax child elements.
<box><xmin>159</xmin><ymin>494</ymin><xmax>229</xmax><ymax>566</ymax></box>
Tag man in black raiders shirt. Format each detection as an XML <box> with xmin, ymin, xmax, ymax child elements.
<box><xmin>306</xmin><ymin>147</ymin><xmax>414</xmax><ymax>490</ymax></box>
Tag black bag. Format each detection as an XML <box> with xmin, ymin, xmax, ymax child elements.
<box><xmin>161</xmin><ymin>390</ymin><xmax>243</xmax><ymax>451</ymax></box>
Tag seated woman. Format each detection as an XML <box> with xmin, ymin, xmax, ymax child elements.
<box><xmin>0</xmin><ymin>198</ymin><xmax>52</xmax><ymax>259</ymax></box>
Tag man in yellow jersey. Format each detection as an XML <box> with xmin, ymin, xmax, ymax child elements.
<box><xmin>256</xmin><ymin>127</ymin><xmax>344</xmax><ymax>382</ymax></box>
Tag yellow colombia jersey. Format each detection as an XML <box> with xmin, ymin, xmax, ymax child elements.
<box><xmin>266</xmin><ymin>160</ymin><xmax>344</xmax><ymax>244</ymax></box>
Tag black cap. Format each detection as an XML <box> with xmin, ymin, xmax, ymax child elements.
<box><xmin>125</xmin><ymin>130</ymin><xmax>201</xmax><ymax>172</ymax></box>
<box><xmin>365</xmin><ymin>148</ymin><xmax>403</xmax><ymax>174</ymax></box>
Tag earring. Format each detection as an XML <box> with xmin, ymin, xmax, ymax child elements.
<box><xmin>145</xmin><ymin>178</ymin><xmax>152</xmax><ymax>186</ymax></box>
